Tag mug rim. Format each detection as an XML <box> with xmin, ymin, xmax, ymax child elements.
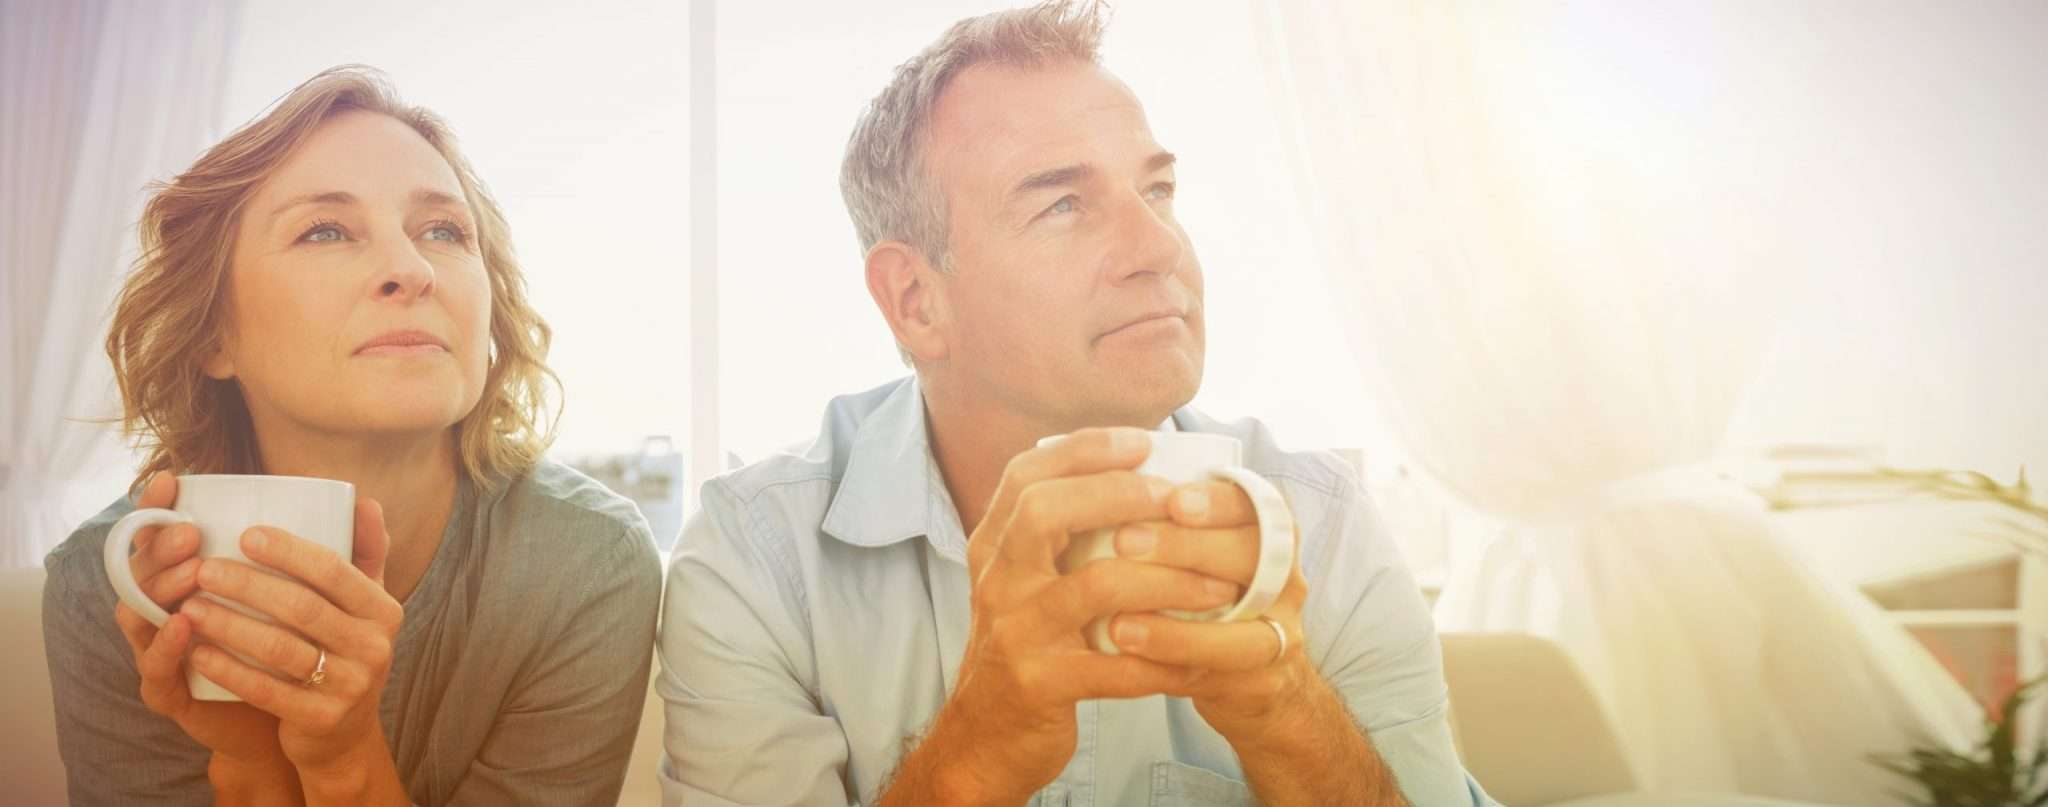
<box><xmin>173</xmin><ymin>474</ymin><xmax>355</xmax><ymax>492</ymax></box>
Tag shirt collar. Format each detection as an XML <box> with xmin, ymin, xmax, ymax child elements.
<box><xmin>821</xmin><ymin>376</ymin><xmax>1193</xmax><ymax>560</ymax></box>
<box><xmin>820</xmin><ymin>378</ymin><xmax>947</xmax><ymax>552</ymax></box>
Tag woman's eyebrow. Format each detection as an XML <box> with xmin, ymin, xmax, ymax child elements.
<box><xmin>270</xmin><ymin>190</ymin><xmax>357</xmax><ymax>218</ymax></box>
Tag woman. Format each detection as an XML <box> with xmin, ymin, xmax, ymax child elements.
<box><xmin>41</xmin><ymin>66</ymin><xmax>662</xmax><ymax>806</ymax></box>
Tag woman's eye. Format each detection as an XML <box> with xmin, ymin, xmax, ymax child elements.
<box><xmin>300</xmin><ymin>224</ymin><xmax>345</xmax><ymax>243</ymax></box>
<box><xmin>423</xmin><ymin>224</ymin><xmax>465</xmax><ymax>242</ymax></box>
<box><xmin>1146</xmin><ymin>182</ymin><xmax>1176</xmax><ymax>201</ymax></box>
<box><xmin>1047</xmin><ymin>195</ymin><xmax>1078</xmax><ymax>216</ymax></box>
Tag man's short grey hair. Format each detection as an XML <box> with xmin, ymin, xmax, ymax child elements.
<box><xmin>839</xmin><ymin>0</ymin><xmax>1109</xmax><ymax>269</ymax></box>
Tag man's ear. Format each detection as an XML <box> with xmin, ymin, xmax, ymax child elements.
<box><xmin>865</xmin><ymin>241</ymin><xmax>950</xmax><ymax>364</ymax></box>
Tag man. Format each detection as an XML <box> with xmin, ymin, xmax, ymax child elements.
<box><xmin>657</xmin><ymin>2</ymin><xmax>1487</xmax><ymax>804</ymax></box>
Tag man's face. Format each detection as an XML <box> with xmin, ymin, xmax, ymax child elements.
<box><xmin>923</xmin><ymin>60</ymin><xmax>1204</xmax><ymax>429</ymax></box>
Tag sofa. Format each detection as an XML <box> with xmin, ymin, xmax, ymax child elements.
<box><xmin>5</xmin><ymin>567</ymin><xmax>1815</xmax><ymax>806</ymax></box>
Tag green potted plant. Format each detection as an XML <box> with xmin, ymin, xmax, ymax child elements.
<box><xmin>1873</xmin><ymin>677</ymin><xmax>2048</xmax><ymax>806</ymax></box>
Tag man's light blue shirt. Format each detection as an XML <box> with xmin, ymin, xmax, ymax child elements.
<box><xmin>657</xmin><ymin>377</ymin><xmax>1489</xmax><ymax>805</ymax></box>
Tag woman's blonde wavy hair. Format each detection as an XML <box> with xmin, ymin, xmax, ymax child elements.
<box><xmin>107</xmin><ymin>65</ymin><xmax>558</xmax><ymax>493</ymax></box>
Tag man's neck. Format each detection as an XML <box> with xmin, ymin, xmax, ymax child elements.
<box><xmin>250</xmin><ymin>420</ymin><xmax>460</xmax><ymax>600</ymax></box>
<box><xmin>920</xmin><ymin>379</ymin><xmax>1169</xmax><ymax>534</ymax></box>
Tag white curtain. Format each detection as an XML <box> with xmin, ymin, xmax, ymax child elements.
<box><xmin>1252</xmin><ymin>1</ymin><xmax>1985</xmax><ymax>803</ymax></box>
<box><xmin>1</xmin><ymin>1</ymin><xmax>240</xmax><ymax>567</ymax></box>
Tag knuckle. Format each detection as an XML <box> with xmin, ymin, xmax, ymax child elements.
<box><xmin>263</xmin><ymin>629</ymin><xmax>299</xmax><ymax>663</ymax></box>
<box><xmin>376</xmin><ymin>600</ymin><xmax>404</xmax><ymax>633</ymax></box>
<box><xmin>144</xmin><ymin>570</ymin><xmax>186</xmax><ymax>601</ymax></box>
<box><xmin>968</xmin><ymin>576</ymin><xmax>996</xmax><ymax>603</ymax></box>
<box><xmin>152</xmin><ymin>527</ymin><xmax>187</xmax><ymax>558</ymax></box>
<box><xmin>285</xmin><ymin>590</ymin><xmax>326</xmax><ymax>627</ymax></box>
<box><xmin>969</xmin><ymin>584</ymin><xmax>1003</xmax><ymax>614</ymax></box>
<box><xmin>291</xmin><ymin>545</ymin><xmax>327</xmax><ymax>581</ymax></box>
<box><xmin>208</xmin><ymin>561</ymin><xmax>241</xmax><ymax>589</ymax></box>
<box><xmin>311</xmin><ymin>702</ymin><xmax>347</xmax><ymax>733</ymax></box>
<box><xmin>985</xmin><ymin>613</ymin><xmax>1024</xmax><ymax>652</ymax></box>
<box><xmin>138</xmin><ymin>687</ymin><xmax>171</xmax><ymax>715</ymax></box>
<box><xmin>1075</xmin><ymin>427</ymin><xmax>1118</xmax><ymax>451</ymax></box>
<box><xmin>360</xmin><ymin>634</ymin><xmax>393</xmax><ymax>669</ymax></box>
<box><xmin>1012</xmin><ymin>658</ymin><xmax>1049</xmax><ymax>693</ymax></box>
<box><xmin>312</xmin><ymin>550</ymin><xmax>348</xmax><ymax>586</ymax></box>
<box><xmin>1074</xmin><ymin>564</ymin><xmax>1117</xmax><ymax>608</ymax></box>
<box><xmin>335</xmin><ymin>669</ymin><xmax>370</xmax><ymax>699</ymax></box>
<box><xmin>1015</xmin><ymin>487</ymin><xmax>1055</xmax><ymax>526</ymax></box>
<box><xmin>1106</xmin><ymin>470</ymin><xmax>1148</xmax><ymax>499</ymax></box>
<box><xmin>1001</xmin><ymin>450</ymin><xmax>1037</xmax><ymax>481</ymax></box>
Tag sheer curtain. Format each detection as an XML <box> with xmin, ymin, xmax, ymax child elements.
<box><xmin>1</xmin><ymin>1</ymin><xmax>239</xmax><ymax>567</ymax></box>
<box><xmin>1252</xmin><ymin>1</ymin><xmax>1982</xmax><ymax>802</ymax></box>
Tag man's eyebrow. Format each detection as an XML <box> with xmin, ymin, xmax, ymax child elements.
<box><xmin>1009</xmin><ymin>163</ymin><xmax>1094</xmax><ymax>201</ymax></box>
<box><xmin>1006</xmin><ymin>151</ymin><xmax>1178</xmax><ymax>204</ymax></box>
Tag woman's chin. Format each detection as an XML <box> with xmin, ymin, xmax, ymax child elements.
<box><xmin>341</xmin><ymin>394</ymin><xmax>474</xmax><ymax>436</ymax></box>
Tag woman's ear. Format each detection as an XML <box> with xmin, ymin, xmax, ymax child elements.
<box><xmin>200</xmin><ymin>339</ymin><xmax>236</xmax><ymax>380</ymax></box>
<box><xmin>864</xmin><ymin>241</ymin><xmax>951</xmax><ymax>364</ymax></box>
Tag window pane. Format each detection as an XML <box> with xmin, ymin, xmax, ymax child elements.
<box><xmin>228</xmin><ymin>2</ymin><xmax>693</xmax><ymax>544</ymax></box>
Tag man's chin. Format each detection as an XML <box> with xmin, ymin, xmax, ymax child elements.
<box><xmin>1086</xmin><ymin>362</ymin><xmax>1201</xmax><ymax>424</ymax></box>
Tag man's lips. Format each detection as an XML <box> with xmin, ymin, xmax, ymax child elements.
<box><xmin>1100</xmin><ymin>312</ymin><xmax>1187</xmax><ymax>340</ymax></box>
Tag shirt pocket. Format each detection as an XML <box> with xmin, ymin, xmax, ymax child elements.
<box><xmin>1149</xmin><ymin>761</ymin><xmax>1253</xmax><ymax>807</ymax></box>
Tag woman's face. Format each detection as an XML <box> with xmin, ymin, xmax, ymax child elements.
<box><xmin>208</xmin><ymin>110</ymin><xmax>492</xmax><ymax>443</ymax></box>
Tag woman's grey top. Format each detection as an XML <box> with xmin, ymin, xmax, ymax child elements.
<box><xmin>43</xmin><ymin>459</ymin><xmax>664</xmax><ymax>806</ymax></box>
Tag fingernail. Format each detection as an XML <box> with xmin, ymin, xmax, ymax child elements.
<box><xmin>1177</xmin><ymin>489</ymin><xmax>1211</xmax><ymax>520</ymax></box>
<box><xmin>1206</xmin><ymin>579</ymin><xmax>1239</xmax><ymax>601</ymax></box>
<box><xmin>1116</xmin><ymin>525</ymin><xmax>1157</xmax><ymax>557</ymax></box>
<box><xmin>1146</xmin><ymin>477</ymin><xmax>1175</xmax><ymax>502</ymax></box>
<box><xmin>242</xmin><ymin>528</ymin><xmax>267</xmax><ymax>552</ymax></box>
<box><xmin>1111</xmin><ymin>427</ymin><xmax>1148</xmax><ymax>457</ymax></box>
<box><xmin>183</xmin><ymin>599</ymin><xmax>209</xmax><ymax>619</ymax></box>
<box><xmin>1115</xmin><ymin>620</ymin><xmax>1148</xmax><ymax>649</ymax></box>
<box><xmin>199</xmin><ymin>560</ymin><xmax>225</xmax><ymax>586</ymax></box>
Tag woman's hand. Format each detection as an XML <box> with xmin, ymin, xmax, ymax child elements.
<box><xmin>111</xmin><ymin>472</ymin><xmax>292</xmax><ymax>774</ymax></box>
<box><xmin>179</xmin><ymin>496</ymin><xmax>405</xmax><ymax>784</ymax></box>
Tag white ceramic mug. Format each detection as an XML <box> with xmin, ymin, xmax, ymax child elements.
<box><xmin>1037</xmin><ymin>431</ymin><xmax>1295</xmax><ymax>655</ymax></box>
<box><xmin>102</xmin><ymin>475</ymin><xmax>355</xmax><ymax>701</ymax></box>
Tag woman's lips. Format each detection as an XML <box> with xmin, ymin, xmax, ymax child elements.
<box><xmin>355</xmin><ymin>343</ymin><xmax>448</xmax><ymax>357</ymax></box>
<box><xmin>354</xmin><ymin>329</ymin><xmax>449</xmax><ymax>356</ymax></box>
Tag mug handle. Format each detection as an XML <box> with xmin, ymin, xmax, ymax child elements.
<box><xmin>1168</xmin><ymin>466</ymin><xmax>1296</xmax><ymax>623</ymax></box>
<box><xmin>102</xmin><ymin>508</ymin><xmax>195</xmax><ymax>627</ymax></box>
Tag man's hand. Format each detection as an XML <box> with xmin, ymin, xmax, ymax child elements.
<box><xmin>883</xmin><ymin>427</ymin><xmax>1244</xmax><ymax>806</ymax></box>
<box><xmin>1104</xmin><ymin>479</ymin><xmax>1316</xmax><ymax>745</ymax></box>
<box><xmin>1107</xmin><ymin>480</ymin><xmax>1407</xmax><ymax>806</ymax></box>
